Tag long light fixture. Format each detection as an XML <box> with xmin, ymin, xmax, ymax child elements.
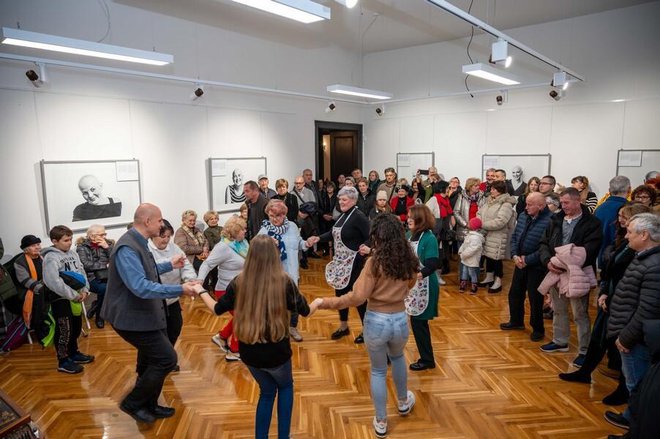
<box><xmin>0</xmin><ymin>27</ymin><xmax>173</xmax><ymax>66</ymax></box>
<box><xmin>327</xmin><ymin>84</ymin><xmax>392</xmax><ymax>100</ymax></box>
<box><xmin>231</xmin><ymin>0</ymin><xmax>330</xmax><ymax>24</ymax></box>
<box><xmin>462</xmin><ymin>63</ymin><xmax>520</xmax><ymax>86</ymax></box>
<box><xmin>334</xmin><ymin>0</ymin><xmax>358</xmax><ymax>8</ymax></box>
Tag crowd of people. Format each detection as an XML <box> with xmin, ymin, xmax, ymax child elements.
<box><xmin>1</xmin><ymin>166</ymin><xmax>659</xmax><ymax>439</ymax></box>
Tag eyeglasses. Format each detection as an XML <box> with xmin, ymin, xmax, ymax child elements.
<box><xmin>93</xmin><ymin>233</ymin><xmax>107</xmax><ymax>237</ymax></box>
<box><xmin>539</xmin><ymin>182</ymin><xmax>552</xmax><ymax>186</ymax></box>
<box><xmin>635</xmin><ymin>194</ymin><xmax>651</xmax><ymax>200</ymax></box>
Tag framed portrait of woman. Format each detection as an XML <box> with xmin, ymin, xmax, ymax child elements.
<box><xmin>208</xmin><ymin>157</ymin><xmax>267</xmax><ymax>212</ymax></box>
<box><xmin>40</xmin><ymin>159</ymin><xmax>142</xmax><ymax>232</ymax></box>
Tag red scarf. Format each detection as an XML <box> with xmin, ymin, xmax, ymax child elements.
<box><xmin>434</xmin><ymin>194</ymin><xmax>453</xmax><ymax>218</ymax></box>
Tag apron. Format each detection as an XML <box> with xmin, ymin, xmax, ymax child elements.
<box><xmin>325</xmin><ymin>208</ymin><xmax>358</xmax><ymax>290</ymax></box>
<box><xmin>405</xmin><ymin>231</ymin><xmax>430</xmax><ymax>316</ymax></box>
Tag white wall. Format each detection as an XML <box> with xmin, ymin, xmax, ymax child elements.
<box><xmin>362</xmin><ymin>2</ymin><xmax>660</xmax><ymax>195</ymax></box>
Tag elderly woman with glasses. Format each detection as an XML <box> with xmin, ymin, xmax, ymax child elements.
<box><xmin>174</xmin><ymin>209</ymin><xmax>209</xmax><ymax>273</ymax></box>
<box><xmin>308</xmin><ymin>186</ymin><xmax>370</xmax><ymax>343</ymax></box>
<box><xmin>258</xmin><ymin>199</ymin><xmax>311</xmax><ymax>342</ymax></box>
<box><xmin>76</xmin><ymin>224</ymin><xmax>114</xmax><ymax>328</ymax></box>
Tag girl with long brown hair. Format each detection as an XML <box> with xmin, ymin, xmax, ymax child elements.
<box><xmin>198</xmin><ymin>235</ymin><xmax>312</xmax><ymax>439</ymax></box>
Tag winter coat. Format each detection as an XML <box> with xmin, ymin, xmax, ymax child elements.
<box><xmin>538</xmin><ymin>244</ymin><xmax>597</xmax><ymax>298</ymax></box>
<box><xmin>607</xmin><ymin>245</ymin><xmax>660</xmax><ymax>346</ymax></box>
<box><xmin>509</xmin><ymin>207</ymin><xmax>552</xmax><ymax>268</ymax></box>
<box><xmin>453</xmin><ymin>191</ymin><xmax>485</xmax><ymax>242</ymax></box>
<box><xmin>477</xmin><ymin>193</ymin><xmax>517</xmax><ymax>260</ymax></box>
<box><xmin>594</xmin><ymin>195</ymin><xmax>628</xmax><ymax>267</ymax></box>
<box><xmin>75</xmin><ymin>237</ymin><xmax>114</xmax><ymax>282</ymax></box>
<box><xmin>458</xmin><ymin>231</ymin><xmax>485</xmax><ymax>268</ymax></box>
<box><xmin>357</xmin><ymin>191</ymin><xmax>375</xmax><ymax>216</ymax></box>
<box><xmin>539</xmin><ymin>204</ymin><xmax>602</xmax><ymax>269</ymax></box>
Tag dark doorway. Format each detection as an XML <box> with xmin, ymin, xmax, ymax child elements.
<box><xmin>315</xmin><ymin>121</ymin><xmax>362</xmax><ymax>185</ymax></box>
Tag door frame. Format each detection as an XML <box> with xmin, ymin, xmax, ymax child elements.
<box><xmin>315</xmin><ymin>121</ymin><xmax>363</xmax><ymax>182</ymax></box>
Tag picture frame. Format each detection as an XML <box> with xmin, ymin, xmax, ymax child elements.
<box><xmin>40</xmin><ymin>159</ymin><xmax>142</xmax><ymax>233</ymax></box>
<box><xmin>482</xmin><ymin>154</ymin><xmax>551</xmax><ymax>196</ymax></box>
<box><xmin>208</xmin><ymin>157</ymin><xmax>267</xmax><ymax>212</ymax></box>
<box><xmin>616</xmin><ymin>149</ymin><xmax>660</xmax><ymax>186</ymax></box>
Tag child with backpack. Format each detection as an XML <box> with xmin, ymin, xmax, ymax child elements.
<box><xmin>42</xmin><ymin>225</ymin><xmax>94</xmax><ymax>373</ymax></box>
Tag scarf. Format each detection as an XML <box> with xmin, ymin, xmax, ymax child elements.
<box><xmin>261</xmin><ymin>219</ymin><xmax>289</xmax><ymax>261</ymax></box>
<box><xmin>222</xmin><ymin>237</ymin><xmax>249</xmax><ymax>259</ymax></box>
<box><xmin>22</xmin><ymin>255</ymin><xmax>39</xmax><ymax>328</ymax></box>
<box><xmin>181</xmin><ymin>224</ymin><xmax>205</xmax><ymax>247</ymax></box>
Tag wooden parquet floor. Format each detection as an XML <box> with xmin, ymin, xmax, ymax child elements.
<box><xmin>0</xmin><ymin>257</ymin><xmax>621</xmax><ymax>438</ymax></box>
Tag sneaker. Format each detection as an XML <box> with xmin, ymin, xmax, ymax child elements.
<box><xmin>459</xmin><ymin>280</ymin><xmax>467</xmax><ymax>293</ymax></box>
<box><xmin>397</xmin><ymin>390</ymin><xmax>416</xmax><ymax>416</ymax></box>
<box><xmin>71</xmin><ymin>351</ymin><xmax>95</xmax><ymax>364</ymax></box>
<box><xmin>438</xmin><ymin>276</ymin><xmax>447</xmax><ymax>286</ymax></box>
<box><xmin>572</xmin><ymin>354</ymin><xmax>586</xmax><ymax>368</ymax></box>
<box><xmin>225</xmin><ymin>351</ymin><xmax>241</xmax><ymax>362</ymax></box>
<box><xmin>373</xmin><ymin>417</ymin><xmax>387</xmax><ymax>438</ymax></box>
<box><xmin>212</xmin><ymin>334</ymin><xmax>229</xmax><ymax>353</ymax></box>
<box><xmin>290</xmin><ymin>327</ymin><xmax>303</xmax><ymax>342</ymax></box>
<box><xmin>57</xmin><ymin>358</ymin><xmax>84</xmax><ymax>374</ymax></box>
<box><xmin>540</xmin><ymin>342</ymin><xmax>569</xmax><ymax>353</ymax></box>
<box><xmin>604</xmin><ymin>411</ymin><xmax>630</xmax><ymax>430</ymax></box>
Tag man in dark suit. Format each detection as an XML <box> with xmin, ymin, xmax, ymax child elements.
<box><xmin>101</xmin><ymin>203</ymin><xmax>198</xmax><ymax>424</ymax></box>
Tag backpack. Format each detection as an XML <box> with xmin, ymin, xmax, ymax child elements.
<box><xmin>0</xmin><ymin>315</ymin><xmax>29</xmax><ymax>352</ymax></box>
<box><xmin>0</xmin><ymin>255</ymin><xmax>20</xmax><ymax>302</ymax></box>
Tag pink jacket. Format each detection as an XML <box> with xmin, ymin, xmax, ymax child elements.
<box><xmin>538</xmin><ymin>244</ymin><xmax>597</xmax><ymax>298</ymax></box>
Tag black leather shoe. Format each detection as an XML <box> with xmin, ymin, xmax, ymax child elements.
<box><xmin>95</xmin><ymin>315</ymin><xmax>105</xmax><ymax>329</ymax></box>
<box><xmin>409</xmin><ymin>361</ymin><xmax>436</xmax><ymax>371</ymax></box>
<box><xmin>120</xmin><ymin>402</ymin><xmax>156</xmax><ymax>424</ymax></box>
<box><xmin>150</xmin><ymin>405</ymin><xmax>176</xmax><ymax>419</ymax></box>
<box><xmin>499</xmin><ymin>322</ymin><xmax>524</xmax><ymax>330</ymax></box>
<box><xmin>308</xmin><ymin>252</ymin><xmax>321</xmax><ymax>259</ymax></box>
<box><xmin>608</xmin><ymin>433</ymin><xmax>630</xmax><ymax>439</ymax></box>
<box><xmin>603</xmin><ymin>387</ymin><xmax>629</xmax><ymax>406</ymax></box>
<box><xmin>86</xmin><ymin>300</ymin><xmax>98</xmax><ymax>319</ymax></box>
<box><xmin>604</xmin><ymin>411</ymin><xmax>629</xmax><ymax>430</ymax></box>
<box><xmin>331</xmin><ymin>328</ymin><xmax>350</xmax><ymax>340</ymax></box>
<box><xmin>558</xmin><ymin>371</ymin><xmax>591</xmax><ymax>384</ymax></box>
<box><xmin>354</xmin><ymin>333</ymin><xmax>364</xmax><ymax>344</ymax></box>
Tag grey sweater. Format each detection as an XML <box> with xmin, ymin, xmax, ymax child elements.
<box><xmin>42</xmin><ymin>246</ymin><xmax>89</xmax><ymax>301</ymax></box>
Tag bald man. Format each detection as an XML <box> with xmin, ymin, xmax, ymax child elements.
<box><xmin>72</xmin><ymin>174</ymin><xmax>122</xmax><ymax>221</ymax></box>
<box><xmin>101</xmin><ymin>203</ymin><xmax>199</xmax><ymax>424</ymax></box>
<box><xmin>500</xmin><ymin>192</ymin><xmax>553</xmax><ymax>342</ymax></box>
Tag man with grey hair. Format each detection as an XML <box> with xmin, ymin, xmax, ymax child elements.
<box><xmin>604</xmin><ymin>212</ymin><xmax>660</xmax><ymax>433</ymax></box>
<box><xmin>595</xmin><ymin>175</ymin><xmax>632</xmax><ymax>267</ymax></box>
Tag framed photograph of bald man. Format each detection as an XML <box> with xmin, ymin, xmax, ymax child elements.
<box><xmin>208</xmin><ymin>157</ymin><xmax>267</xmax><ymax>212</ymax></box>
<box><xmin>40</xmin><ymin>160</ymin><xmax>142</xmax><ymax>232</ymax></box>
<box><xmin>482</xmin><ymin>154</ymin><xmax>551</xmax><ymax>197</ymax></box>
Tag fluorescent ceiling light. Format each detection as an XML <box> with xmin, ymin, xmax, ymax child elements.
<box><xmin>0</xmin><ymin>27</ymin><xmax>173</xmax><ymax>66</ymax></box>
<box><xmin>231</xmin><ymin>0</ymin><xmax>330</xmax><ymax>24</ymax></box>
<box><xmin>334</xmin><ymin>0</ymin><xmax>358</xmax><ymax>8</ymax></box>
<box><xmin>327</xmin><ymin>84</ymin><xmax>392</xmax><ymax>100</ymax></box>
<box><xmin>462</xmin><ymin>63</ymin><xmax>520</xmax><ymax>86</ymax></box>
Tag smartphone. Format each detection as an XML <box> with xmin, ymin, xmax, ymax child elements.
<box><xmin>418</xmin><ymin>169</ymin><xmax>429</xmax><ymax>176</ymax></box>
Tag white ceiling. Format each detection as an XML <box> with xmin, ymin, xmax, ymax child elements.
<box><xmin>116</xmin><ymin>0</ymin><xmax>654</xmax><ymax>54</ymax></box>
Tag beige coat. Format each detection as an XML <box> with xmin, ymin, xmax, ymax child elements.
<box><xmin>477</xmin><ymin>193</ymin><xmax>517</xmax><ymax>260</ymax></box>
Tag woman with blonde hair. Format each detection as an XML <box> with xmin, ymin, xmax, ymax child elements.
<box><xmin>197</xmin><ymin>215</ymin><xmax>248</xmax><ymax>361</ymax></box>
<box><xmin>174</xmin><ymin>209</ymin><xmax>209</xmax><ymax>272</ymax></box>
<box><xmin>199</xmin><ymin>235</ymin><xmax>312</xmax><ymax>439</ymax></box>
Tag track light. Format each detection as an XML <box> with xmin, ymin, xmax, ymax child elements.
<box><xmin>25</xmin><ymin>62</ymin><xmax>47</xmax><ymax>87</ymax></box>
<box><xmin>549</xmin><ymin>89</ymin><xmax>563</xmax><ymax>101</ymax></box>
<box><xmin>191</xmin><ymin>84</ymin><xmax>204</xmax><ymax>100</ymax></box>
<box><xmin>552</xmin><ymin>71</ymin><xmax>569</xmax><ymax>91</ymax></box>
<box><xmin>325</xmin><ymin>101</ymin><xmax>336</xmax><ymax>113</ymax></box>
<box><xmin>489</xmin><ymin>39</ymin><xmax>512</xmax><ymax>68</ymax></box>
<box><xmin>495</xmin><ymin>90</ymin><xmax>508</xmax><ymax>106</ymax></box>
<box><xmin>375</xmin><ymin>104</ymin><xmax>385</xmax><ymax>116</ymax></box>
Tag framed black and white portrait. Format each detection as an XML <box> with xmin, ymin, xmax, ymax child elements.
<box><xmin>482</xmin><ymin>154</ymin><xmax>551</xmax><ymax>196</ymax></box>
<box><xmin>208</xmin><ymin>157</ymin><xmax>267</xmax><ymax>212</ymax></box>
<box><xmin>40</xmin><ymin>160</ymin><xmax>142</xmax><ymax>232</ymax></box>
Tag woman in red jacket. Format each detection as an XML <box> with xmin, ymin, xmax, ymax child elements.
<box><xmin>390</xmin><ymin>185</ymin><xmax>415</xmax><ymax>223</ymax></box>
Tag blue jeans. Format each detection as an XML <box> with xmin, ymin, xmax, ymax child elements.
<box><xmin>621</xmin><ymin>344</ymin><xmax>650</xmax><ymax>421</ymax></box>
<box><xmin>459</xmin><ymin>263</ymin><xmax>479</xmax><ymax>283</ymax></box>
<box><xmin>246</xmin><ymin>359</ymin><xmax>294</xmax><ymax>439</ymax></box>
<box><xmin>89</xmin><ymin>278</ymin><xmax>107</xmax><ymax>297</ymax></box>
<box><xmin>364</xmin><ymin>310</ymin><xmax>409</xmax><ymax>420</ymax></box>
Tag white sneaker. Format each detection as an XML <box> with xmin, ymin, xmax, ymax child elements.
<box><xmin>289</xmin><ymin>327</ymin><xmax>303</xmax><ymax>342</ymax></box>
<box><xmin>438</xmin><ymin>276</ymin><xmax>447</xmax><ymax>286</ymax></box>
<box><xmin>211</xmin><ymin>334</ymin><xmax>228</xmax><ymax>353</ymax></box>
<box><xmin>225</xmin><ymin>351</ymin><xmax>241</xmax><ymax>362</ymax></box>
<box><xmin>397</xmin><ymin>390</ymin><xmax>416</xmax><ymax>416</ymax></box>
<box><xmin>373</xmin><ymin>416</ymin><xmax>387</xmax><ymax>438</ymax></box>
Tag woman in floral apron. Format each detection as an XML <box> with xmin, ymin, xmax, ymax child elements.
<box><xmin>308</xmin><ymin>186</ymin><xmax>370</xmax><ymax>343</ymax></box>
<box><xmin>405</xmin><ymin>205</ymin><xmax>440</xmax><ymax>371</ymax></box>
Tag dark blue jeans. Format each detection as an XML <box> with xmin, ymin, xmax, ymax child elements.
<box><xmin>246</xmin><ymin>359</ymin><xmax>294</xmax><ymax>439</ymax></box>
<box><xmin>89</xmin><ymin>278</ymin><xmax>107</xmax><ymax>297</ymax></box>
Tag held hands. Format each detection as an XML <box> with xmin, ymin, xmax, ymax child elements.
<box><xmin>181</xmin><ymin>281</ymin><xmax>201</xmax><ymax>297</ymax></box>
<box><xmin>306</xmin><ymin>236</ymin><xmax>320</xmax><ymax>247</ymax></box>
<box><xmin>171</xmin><ymin>254</ymin><xmax>186</xmax><ymax>269</ymax></box>
<box><xmin>358</xmin><ymin>244</ymin><xmax>371</xmax><ymax>256</ymax></box>
<box><xmin>308</xmin><ymin>297</ymin><xmax>324</xmax><ymax>316</ymax></box>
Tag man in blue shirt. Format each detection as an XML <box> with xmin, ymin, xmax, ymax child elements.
<box><xmin>594</xmin><ymin>176</ymin><xmax>631</xmax><ymax>268</ymax></box>
<box><xmin>101</xmin><ymin>203</ymin><xmax>199</xmax><ymax>424</ymax></box>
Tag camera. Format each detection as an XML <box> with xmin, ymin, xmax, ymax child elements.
<box><xmin>26</xmin><ymin>70</ymin><xmax>39</xmax><ymax>82</ymax></box>
<box><xmin>194</xmin><ymin>87</ymin><xmax>204</xmax><ymax>98</ymax></box>
<box><xmin>418</xmin><ymin>169</ymin><xmax>429</xmax><ymax>176</ymax></box>
<box><xmin>549</xmin><ymin>90</ymin><xmax>561</xmax><ymax>101</ymax></box>
<box><xmin>496</xmin><ymin>95</ymin><xmax>503</xmax><ymax>106</ymax></box>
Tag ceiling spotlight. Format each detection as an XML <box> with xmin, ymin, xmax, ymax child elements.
<box><xmin>191</xmin><ymin>84</ymin><xmax>204</xmax><ymax>100</ymax></box>
<box><xmin>495</xmin><ymin>90</ymin><xmax>508</xmax><ymax>106</ymax></box>
<box><xmin>334</xmin><ymin>0</ymin><xmax>358</xmax><ymax>7</ymax></box>
<box><xmin>375</xmin><ymin>104</ymin><xmax>385</xmax><ymax>116</ymax></box>
<box><xmin>489</xmin><ymin>38</ymin><xmax>512</xmax><ymax>68</ymax></box>
<box><xmin>549</xmin><ymin>89</ymin><xmax>564</xmax><ymax>101</ymax></box>
<box><xmin>25</xmin><ymin>62</ymin><xmax>47</xmax><ymax>87</ymax></box>
<box><xmin>552</xmin><ymin>71</ymin><xmax>569</xmax><ymax>91</ymax></box>
<box><xmin>325</xmin><ymin>101</ymin><xmax>336</xmax><ymax>113</ymax></box>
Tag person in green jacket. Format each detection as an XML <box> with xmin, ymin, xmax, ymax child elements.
<box><xmin>406</xmin><ymin>204</ymin><xmax>440</xmax><ymax>371</ymax></box>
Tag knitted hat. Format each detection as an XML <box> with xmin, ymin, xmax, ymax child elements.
<box><xmin>20</xmin><ymin>235</ymin><xmax>41</xmax><ymax>250</ymax></box>
<box><xmin>468</xmin><ymin>217</ymin><xmax>482</xmax><ymax>230</ymax></box>
<box><xmin>376</xmin><ymin>190</ymin><xmax>388</xmax><ymax>201</ymax></box>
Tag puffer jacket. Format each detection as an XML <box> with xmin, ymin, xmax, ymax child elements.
<box><xmin>453</xmin><ymin>191</ymin><xmax>486</xmax><ymax>242</ymax></box>
<box><xmin>509</xmin><ymin>207</ymin><xmax>552</xmax><ymax>268</ymax></box>
<box><xmin>477</xmin><ymin>193</ymin><xmax>517</xmax><ymax>260</ymax></box>
<box><xmin>75</xmin><ymin>237</ymin><xmax>114</xmax><ymax>282</ymax></box>
<box><xmin>538</xmin><ymin>244</ymin><xmax>597</xmax><ymax>298</ymax></box>
<box><xmin>458</xmin><ymin>231</ymin><xmax>485</xmax><ymax>267</ymax></box>
<box><xmin>607</xmin><ymin>245</ymin><xmax>660</xmax><ymax>346</ymax></box>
